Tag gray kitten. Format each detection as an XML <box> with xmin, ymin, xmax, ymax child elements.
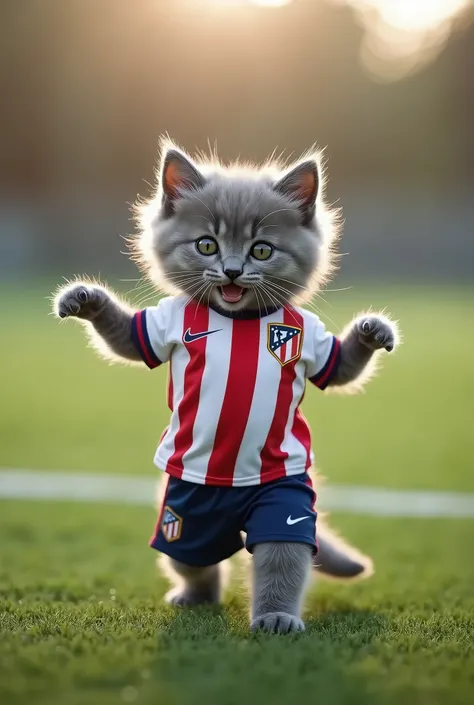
<box><xmin>53</xmin><ymin>139</ymin><xmax>399</xmax><ymax>633</ymax></box>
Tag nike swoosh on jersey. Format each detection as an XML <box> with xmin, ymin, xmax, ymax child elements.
<box><xmin>286</xmin><ymin>515</ymin><xmax>311</xmax><ymax>525</ymax></box>
<box><xmin>183</xmin><ymin>327</ymin><xmax>222</xmax><ymax>344</ymax></box>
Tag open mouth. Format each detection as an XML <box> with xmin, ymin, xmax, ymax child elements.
<box><xmin>220</xmin><ymin>284</ymin><xmax>244</xmax><ymax>304</ymax></box>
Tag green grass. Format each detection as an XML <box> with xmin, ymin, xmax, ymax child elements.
<box><xmin>1</xmin><ymin>501</ymin><xmax>473</xmax><ymax>705</ymax></box>
<box><xmin>1</xmin><ymin>282</ymin><xmax>473</xmax><ymax>490</ymax></box>
<box><xmin>1</xmin><ymin>281</ymin><xmax>473</xmax><ymax>704</ymax></box>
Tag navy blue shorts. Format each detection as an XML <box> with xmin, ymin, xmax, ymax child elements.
<box><xmin>150</xmin><ymin>473</ymin><xmax>317</xmax><ymax>567</ymax></box>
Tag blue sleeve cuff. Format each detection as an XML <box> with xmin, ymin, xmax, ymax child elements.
<box><xmin>309</xmin><ymin>336</ymin><xmax>341</xmax><ymax>390</ymax></box>
<box><xmin>131</xmin><ymin>310</ymin><xmax>162</xmax><ymax>369</ymax></box>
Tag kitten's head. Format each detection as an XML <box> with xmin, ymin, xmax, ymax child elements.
<box><xmin>134</xmin><ymin>139</ymin><xmax>340</xmax><ymax>315</ymax></box>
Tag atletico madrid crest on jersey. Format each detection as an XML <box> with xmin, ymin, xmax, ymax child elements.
<box><xmin>267</xmin><ymin>323</ymin><xmax>303</xmax><ymax>366</ymax></box>
<box><xmin>161</xmin><ymin>506</ymin><xmax>182</xmax><ymax>542</ymax></box>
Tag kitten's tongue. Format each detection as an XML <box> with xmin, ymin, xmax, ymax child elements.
<box><xmin>220</xmin><ymin>284</ymin><xmax>244</xmax><ymax>303</ymax></box>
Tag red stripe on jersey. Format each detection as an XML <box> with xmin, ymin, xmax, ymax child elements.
<box><xmin>260</xmin><ymin>307</ymin><xmax>303</xmax><ymax>483</ymax></box>
<box><xmin>165</xmin><ymin>302</ymin><xmax>209</xmax><ymax>479</ymax></box>
<box><xmin>206</xmin><ymin>318</ymin><xmax>260</xmax><ymax>486</ymax></box>
<box><xmin>291</xmin><ymin>407</ymin><xmax>312</xmax><ymax>470</ymax></box>
<box><xmin>167</xmin><ymin>363</ymin><xmax>174</xmax><ymax>411</ymax></box>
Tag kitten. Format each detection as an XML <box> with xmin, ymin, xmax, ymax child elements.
<box><xmin>53</xmin><ymin>139</ymin><xmax>399</xmax><ymax>633</ymax></box>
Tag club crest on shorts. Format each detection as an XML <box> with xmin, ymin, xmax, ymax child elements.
<box><xmin>267</xmin><ymin>323</ymin><xmax>303</xmax><ymax>366</ymax></box>
<box><xmin>161</xmin><ymin>506</ymin><xmax>182</xmax><ymax>542</ymax></box>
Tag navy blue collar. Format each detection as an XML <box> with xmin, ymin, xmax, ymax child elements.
<box><xmin>208</xmin><ymin>303</ymin><xmax>281</xmax><ymax>320</ymax></box>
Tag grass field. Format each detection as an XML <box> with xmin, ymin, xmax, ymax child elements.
<box><xmin>1</xmin><ymin>281</ymin><xmax>473</xmax><ymax>705</ymax></box>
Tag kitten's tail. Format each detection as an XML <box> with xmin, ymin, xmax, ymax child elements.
<box><xmin>313</xmin><ymin>519</ymin><xmax>374</xmax><ymax>580</ymax></box>
<box><xmin>309</xmin><ymin>465</ymin><xmax>373</xmax><ymax>580</ymax></box>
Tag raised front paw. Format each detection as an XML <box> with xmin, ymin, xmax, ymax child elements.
<box><xmin>54</xmin><ymin>283</ymin><xmax>107</xmax><ymax>320</ymax></box>
<box><xmin>251</xmin><ymin>612</ymin><xmax>305</xmax><ymax>634</ymax></box>
<box><xmin>357</xmin><ymin>315</ymin><xmax>398</xmax><ymax>352</ymax></box>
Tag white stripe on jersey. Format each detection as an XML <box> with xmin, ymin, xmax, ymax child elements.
<box><xmin>280</xmin><ymin>316</ymin><xmax>315</xmax><ymax>471</ymax></box>
<box><xmin>280</xmin><ymin>364</ymin><xmax>308</xmax><ymax>474</ymax></box>
<box><xmin>233</xmin><ymin>308</ymin><xmax>284</xmax><ymax>485</ymax></box>
<box><xmin>180</xmin><ymin>307</ymin><xmax>233</xmax><ymax>482</ymax></box>
<box><xmin>153</xmin><ymin>329</ymin><xmax>190</xmax><ymax>472</ymax></box>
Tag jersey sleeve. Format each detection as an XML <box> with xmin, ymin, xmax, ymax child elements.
<box><xmin>305</xmin><ymin>316</ymin><xmax>341</xmax><ymax>390</ymax></box>
<box><xmin>131</xmin><ymin>298</ymin><xmax>173</xmax><ymax>369</ymax></box>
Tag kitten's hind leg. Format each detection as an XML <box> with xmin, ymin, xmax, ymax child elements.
<box><xmin>251</xmin><ymin>542</ymin><xmax>312</xmax><ymax>634</ymax></box>
<box><xmin>163</xmin><ymin>558</ymin><xmax>222</xmax><ymax>607</ymax></box>
<box><xmin>155</xmin><ymin>476</ymin><xmax>226</xmax><ymax>607</ymax></box>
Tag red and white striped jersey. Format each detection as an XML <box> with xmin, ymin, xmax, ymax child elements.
<box><xmin>132</xmin><ymin>297</ymin><xmax>340</xmax><ymax>487</ymax></box>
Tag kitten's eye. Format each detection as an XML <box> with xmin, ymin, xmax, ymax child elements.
<box><xmin>196</xmin><ymin>237</ymin><xmax>218</xmax><ymax>256</ymax></box>
<box><xmin>251</xmin><ymin>242</ymin><xmax>273</xmax><ymax>261</ymax></box>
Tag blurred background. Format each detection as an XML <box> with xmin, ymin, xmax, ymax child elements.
<box><xmin>1</xmin><ymin>0</ymin><xmax>473</xmax><ymax>282</ymax></box>
<box><xmin>1</xmin><ymin>0</ymin><xmax>474</xmax><ymax>491</ymax></box>
<box><xmin>1</xmin><ymin>3</ymin><xmax>474</xmax><ymax>703</ymax></box>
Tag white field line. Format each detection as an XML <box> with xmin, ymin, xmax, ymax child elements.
<box><xmin>1</xmin><ymin>470</ymin><xmax>474</xmax><ymax>518</ymax></box>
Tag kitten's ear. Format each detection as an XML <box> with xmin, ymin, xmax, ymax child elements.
<box><xmin>275</xmin><ymin>159</ymin><xmax>319</xmax><ymax>224</ymax></box>
<box><xmin>161</xmin><ymin>148</ymin><xmax>205</xmax><ymax>214</ymax></box>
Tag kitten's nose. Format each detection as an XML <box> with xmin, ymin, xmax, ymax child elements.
<box><xmin>223</xmin><ymin>258</ymin><xmax>243</xmax><ymax>281</ymax></box>
<box><xmin>224</xmin><ymin>268</ymin><xmax>242</xmax><ymax>281</ymax></box>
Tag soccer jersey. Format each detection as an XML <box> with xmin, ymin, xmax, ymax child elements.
<box><xmin>131</xmin><ymin>296</ymin><xmax>340</xmax><ymax>487</ymax></box>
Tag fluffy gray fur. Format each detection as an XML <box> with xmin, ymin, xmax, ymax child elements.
<box><xmin>53</xmin><ymin>138</ymin><xmax>399</xmax><ymax>633</ymax></box>
<box><xmin>165</xmin><ymin>561</ymin><xmax>221</xmax><ymax>607</ymax></box>
<box><xmin>250</xmin><ymin>543</ymin><xmax>312</xmax><ymax>633</ymax></box>
<box><xmin>132</xmin><ymin>140</ymin><xmax>338</xmax><ymax>316</ymax></box>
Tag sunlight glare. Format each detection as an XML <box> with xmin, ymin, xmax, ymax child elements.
<box><xmin>211</xmin><ymin>0</ymin><xmax>290</xmax><ymax>5</ymax></box>
<box><xmin>251</xmin><ymin>0</ymin><xmax>291</xmax><ymax>6</ymax></box>
<box><xmin>338</xmin><ymin>0</ymin><xmax>473</xmax><ymax>79</ymax></box>
<box><xmin>207</xmin><ymin>0</ymin><xmax>473</xmax><ymax>79</ymax></box>
<box><xmin>359</xmin><ymin>0</ymin><xmax>470</xmax><ymax>31</ymax></box>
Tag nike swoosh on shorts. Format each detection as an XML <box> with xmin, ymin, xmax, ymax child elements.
<box><xmin>286</xmin><ymin>515</ymin><xmax>311</xmax><ymax>525</ymax></box>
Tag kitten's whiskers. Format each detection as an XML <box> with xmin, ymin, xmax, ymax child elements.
<box><xmin>178</xmin><ymin>280</ymin><xmax>210</xmax><ymax>314</ymax></box>
<box><xmin>252</xmin><ymin>285</ymin><xmax>268</xmax><ymax>318</ymax></box>
<box><xmin>266</xmin><ymin>279</ymin><xmax>338</xmax><ymax>328</ymax></box>
<box><xmin>195</xmin><ymin>282</ymin><xmax>213</xmax><ymax>312</ymax></box>
<box><xmin>257</xmin><ymin>283</ymin><xmax>300</xmax><ymax>326</ymax></box>
<box><xmin>255</xmin><ymin>209</ymin><xmax>295</xmax><ymax>230</ymax></box>
<box><xmin>191</xmin><ymin>196</ymin><xmax>217</xmax><ymax>224</ymax></box>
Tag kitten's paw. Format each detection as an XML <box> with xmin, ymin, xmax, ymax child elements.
<box><xmin>164</xmin><ymin>588</ymin><xmax>219</xmax><ymax>607</ymax></box>
<box><xmin>251</xmin><ymin>612</ymin><xmax>305</xmax><ymax>634</ymax></box>
<box><xmin>357</xmin><ymin>315</ymin><xmax>398</xmax><ymax>352</ymax></box>
<box><xmin>54</xmin><ymin>283</ymin><xmax>107</xmax><ymax>321</ymax></box>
